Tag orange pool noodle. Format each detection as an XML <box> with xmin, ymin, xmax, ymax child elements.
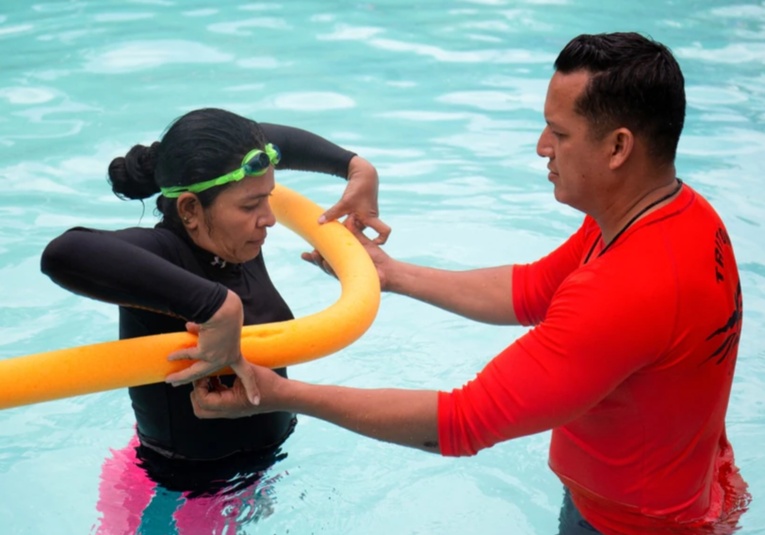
<box><xmin>0</xmin><ymin>184</ymin><xmax>380</xmax><ymax>409</ymax></box>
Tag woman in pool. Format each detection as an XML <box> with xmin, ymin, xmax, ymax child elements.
<box><xmin>40</xmin><ymin>107</ymin><xmax>388</xmax><ymax>532</ymax></box>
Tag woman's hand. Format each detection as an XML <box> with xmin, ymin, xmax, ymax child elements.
<box><xmin>165</xmin><ymin>290</ymin><xmax>245</xmax><ymax>386</ymax></box>
<box><xmin>319</xmin><ymin>156</ymin><xmax>391</xmax><ymax>245</ymax></box>
<box><xmin>190</xmin><ymin>361</ymin><xmax>281</xmax><ymax>418</ymax></box>
<box><xmin>302</xmin><ymin>214</ymin><xmax>394</xmax><ymax>291</ymax></box>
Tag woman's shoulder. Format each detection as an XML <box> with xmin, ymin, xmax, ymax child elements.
<box><xmin>118</xmin><ymin>225</ymin><xmax>185</xmax><ymax>246</ymax></box>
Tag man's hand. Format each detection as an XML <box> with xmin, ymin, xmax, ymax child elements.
<box><xmin>190</xmin><ymin>360</ymin><xmax>283</xmax><ymax>419</ymax></box>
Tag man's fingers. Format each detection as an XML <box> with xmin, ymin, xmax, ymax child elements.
<box><xmin>208</xmin><ymin>376</ymin><xmax>224</xmax><ymax>390</ymax></box>
<box><xmin>301</xmin><ymin>250</ymin><xmax>322</xmax><ymax>264</ymax></box>
<box><xmin>190</xmin><ymin>384</ymin><xmax>225</xmax><ymax>417</ymax></box>
<box><xmin>301</xmin><ymin>250</ymin><xmax>336</xmax><ymax>277</ymax></box>
<box><xmin>192</xmin><ymin>378</ymin><xmax>214</xmax><ymax>396</ymax></box>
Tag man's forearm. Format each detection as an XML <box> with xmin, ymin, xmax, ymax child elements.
<box><xmin>387</xmin><ymin>261</ymin><xmax>518</xmax><ymax>325</ymax></box>
<box><xmin>276</xmin><ymin>380</ymin><xmax>440</xmax><ymax>453</ymax></box>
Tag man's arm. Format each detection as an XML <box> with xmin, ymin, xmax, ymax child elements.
<box><xmin>190</xmin><ymin>364</ymin><xmax>440</xmax><ymax>452</ymax></box>
<box><xmin>385</xmin><ymin>261</ymin><xmax>518</xmax><ymax>325</ymax></box>
<box><xmin>304</xmin><ymin>219</ymin><xmax>518</xmax><ymax>325</ymax></box>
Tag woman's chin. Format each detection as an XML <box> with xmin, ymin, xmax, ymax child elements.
<box><xmin>242</xmin><ymin>244</ymin><xmax>263</xmax><ymax>262</ymax></box>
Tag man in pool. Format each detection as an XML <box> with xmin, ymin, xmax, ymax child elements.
<box><xmin>186</xmin><ymin>33</ymin><xmax>750</xmax><ymax>534</ymax></box>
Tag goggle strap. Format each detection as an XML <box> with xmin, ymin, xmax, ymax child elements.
<box><xmin>160</xmin><ymin>143</ymin><xmax>280</xmax><ymax>198</ymax></box>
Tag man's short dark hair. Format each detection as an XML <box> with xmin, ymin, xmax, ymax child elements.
<box><xmin>555</xmin><ymin>32</ymin><xmax>686</xmax><ymax>166</ymax></box>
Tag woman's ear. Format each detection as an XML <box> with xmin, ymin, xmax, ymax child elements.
<box><xmin>176</xmin><ymin>193</ymin><xmax>200</xmax><ymax>228</ymax></box>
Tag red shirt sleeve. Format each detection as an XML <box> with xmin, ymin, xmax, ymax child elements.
<box><xmin>439</xmin><ymin>271</ymin><xmax>671</xmax><ymax>457</ymax></box>
<box><xmin>512</xmin><ymin>219</ymin><xmax>597</xmax><ymax>326</ymax></box>
<box><xmin>438</xmin><ymin>218</ymin><xmax>671</xmax><ymax>457</ymax></box>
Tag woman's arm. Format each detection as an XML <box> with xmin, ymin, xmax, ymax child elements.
<box><xmin>41</xmin><ymin>227</ymin><xmax>227</xmax><ymax>321</ymax></box>
<box><xmin>41</xmin><ymin>227</ymin><xmax>244</xmax><ymax>383</ymax></box>
<box><xmin>262</xmin><ymin>122</ymin><xmax>356</xmax><ymax>178</ymax></box>
<box><xmin>261</xmin><ymin>123</ymin><xmax>390</xmax><ymax>243</ymax></box>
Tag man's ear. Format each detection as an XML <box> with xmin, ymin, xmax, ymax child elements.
<box><xmin>608</xmin><ymin>127</ymin><xmax>634</xmax><ymax>170</ymax></box>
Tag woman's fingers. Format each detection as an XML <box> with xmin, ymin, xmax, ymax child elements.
<box><xmin>362</xmin><ymin>217</ymin><xmax>391</xmax><ymax>245</ymax></box>
<box><xmin>166</xmin><ymin>359</ymin><xmax>222</xmax><ymax>386</ymax></box>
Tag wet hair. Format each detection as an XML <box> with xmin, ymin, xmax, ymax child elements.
<box><xmin>108</xmin><ymin>108</ymin><xmax>268</xmax><ymax>229</ymax></box>
<box><xmin>554</xmin><ymin>32</ymin><xmax>686</xmax><ymax>166</ymax></box>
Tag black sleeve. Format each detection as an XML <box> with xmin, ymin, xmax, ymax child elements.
<box><xmin>40</xmin><ymin>227</ymin><xmax>227</xmax><ymax>323</ymax></box>
<box><xmin>261</xmin><ymin>123</ymin><xmax>356</xmax><ymax>179</ymax></box>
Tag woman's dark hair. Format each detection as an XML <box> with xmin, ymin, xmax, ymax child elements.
<box><xmin>554</xmin><ymin>32</ymin><xmax>686</xmax><ymax>166</ymax></box>
<box><xmin>107</xmin><ymin>108</ymin><xmax>268</xmax><ymax>229</ymax></box>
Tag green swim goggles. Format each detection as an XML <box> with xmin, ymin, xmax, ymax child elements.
<box><xmin>160</xmin><ymin>143</ymin><xmax>281</xmax><ymax>198</ymax></box>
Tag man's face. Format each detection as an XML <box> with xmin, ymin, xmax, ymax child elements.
<box><xmin>536</xmin><ymin>70</ymin><xmax>613</xmax><ymax>214</ymax></box>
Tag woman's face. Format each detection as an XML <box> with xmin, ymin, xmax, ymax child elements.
<box><xmin>188</xmin><ymin>169</ymin><xmax>276</xmax><ymax>264</ymax></box>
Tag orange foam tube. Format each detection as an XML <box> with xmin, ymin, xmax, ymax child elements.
<box><xmin>0</xmin><ymin>184</ymin><xmax>380</xmax><ymax>409</ymax></box>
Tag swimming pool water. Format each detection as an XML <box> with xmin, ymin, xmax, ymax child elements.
<box><xmin>1</xmin><ymin>1</ymin><xmax>764</xmax><ymax>533</ymax></box>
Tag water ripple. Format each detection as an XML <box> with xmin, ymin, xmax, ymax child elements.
<box><xmin>368</xmin><ymin>38</ymin><xmax>555</xmax><ymax>64</ymax></box>
<box><xmin>0</xmin><ymin>24</ymin><xmax>34</xmax><ymax>37</ymax></box>
<box><xmin>0</xmin><ymin>86</ymin><xmax>57</xmax><ymax>105</ymax></box>
<box><xmin>271</xmin><ymin>92</ymin><xmax>356</xmax><ymax>111</ymax></box>
<box><xmin>83</xmin><ymin>40</ymin><xmax>233</xmax><ymax>73</ymax></box>
<box><xmin>676</xmin><ymin>43</ymin><xmax>765</xmax><ymax>64</ymax></box>
<box><xmin>208</xmin><ymin>17</ymin><xmax>291</xmax><ymax>34</ymax></box>
<box><xmin>1</xmin><ymin>1</ymin><xmax>764</xmax><ymax>533</ymax></box>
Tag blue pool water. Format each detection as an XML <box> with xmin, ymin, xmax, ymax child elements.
<box><xmin>1</xmin><ymin>1</ymin><xmax>764</xmax><ymax>533</ymax></box>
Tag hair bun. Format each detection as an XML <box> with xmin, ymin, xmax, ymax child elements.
<box><xmin>108</xmin><ymin>142</ymin><xmax>161</xmax><ymax>200</ymax></box>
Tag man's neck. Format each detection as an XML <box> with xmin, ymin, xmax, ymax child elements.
<box><xmin>595</xmin><ymin>169</ymin><xmax>679</xmax><ymax>246</ymax></box>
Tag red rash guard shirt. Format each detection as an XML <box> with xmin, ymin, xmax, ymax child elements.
<box><xmin>437</xmin><ymin>184</ymin><xmax>749</xmax><ymax>534</ymax></box>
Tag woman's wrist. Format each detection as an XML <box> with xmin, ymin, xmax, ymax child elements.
<box><xmin>347</xmin><ymin>155</ymin><xmax>378</xmax><ymax>183</ymax></box>
<box><xmin>206</xmin><ymin>290</ymin><xmax>243</xmax><ymax>325</ymax></box>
